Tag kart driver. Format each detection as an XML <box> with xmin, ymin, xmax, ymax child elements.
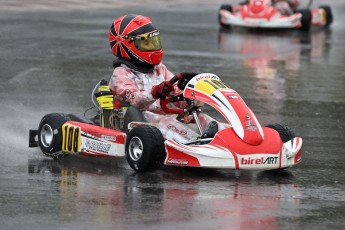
<box><xmin>273</xmin><ymin>0</ymin><xmax>299</xmax><ymax>15</ymax></box>
<box><xmin>241</xmin><ymin>0</ymin><xmax>299</xmax><ymax>15</ymax></box>
<box><xmin>108</xmin><ymin>14</ymin><xmax>224</xmax><ymax>143</ymax></box>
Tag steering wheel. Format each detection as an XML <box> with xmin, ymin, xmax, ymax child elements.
<box><xmin>159</xmin><ymin>72</ymin><xmax>197</xmax><ymax>114</ymax></box>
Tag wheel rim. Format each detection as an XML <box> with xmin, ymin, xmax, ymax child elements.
<box><xmin>128</xmin><ymin>136</ymin><xmax>143</xmax><ymax>161</ymax></box>
<box><xmin>40</xmin><ymin>124</ymin><xmax>53</xmax><ymax>147</ymax></box>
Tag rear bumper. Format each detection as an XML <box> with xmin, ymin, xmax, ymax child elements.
<box><xmin>29</xmin><ymin>129</ymin><xmax>38</xmax><ymax>147</ymax></box>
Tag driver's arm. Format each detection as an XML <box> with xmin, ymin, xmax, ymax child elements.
<box><xmin>160</xmin><ymin>63</ymin><xmax>183</xmax><ymax>96</ymax></box>
<box><xmin>109</xmin><ymin>67</ymin><xmax>157</xmax><ymax>110</ymax></box>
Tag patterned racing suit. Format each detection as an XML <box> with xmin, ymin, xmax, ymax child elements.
<box><xmin>109</xmin><ymin>63</ymin><xmax>220</xmax><ymax>143</ymax></box>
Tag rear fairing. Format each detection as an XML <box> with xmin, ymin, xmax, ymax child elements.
<box><xmin>62</xmin><ymin>121</ymin><xmax>126</xmax><ymax>157</ymax></box>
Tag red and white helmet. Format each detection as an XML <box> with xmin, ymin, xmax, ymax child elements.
<box><xmin>109</xmin><ymin>14</ymin><xmax>163</xmax><ymax>66</ymax></box>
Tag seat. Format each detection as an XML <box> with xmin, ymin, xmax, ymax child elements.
<box><xmin>200</xmin><ymin>121</ymin><xmax>219</xmax><ymax>139</ymax></box>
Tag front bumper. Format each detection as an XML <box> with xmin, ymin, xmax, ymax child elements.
<box><xmin>164</xmin><ymin>136</ymin><xmax>302</xmax><ymax>170</ymax></box>
<box><xmin>220</xmin><ymin>10</ymin><xmax>302</xmax><ymax>28</ymax></box>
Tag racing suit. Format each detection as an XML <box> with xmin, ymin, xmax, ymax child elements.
<box><xmin>109</xmin><ymin>62</ymin><xmax>218</xmax><ymax>143</ymax></box>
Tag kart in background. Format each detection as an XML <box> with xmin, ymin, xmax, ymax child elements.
<box><xmin>218</xmin><ymin>0</ymin><xmax>333</xmax><ymax>31</ymax></box>
<box><xmin>29</xmin><ymin>73</ymin><xmax>302</xmax><ymax>172</ymax></box>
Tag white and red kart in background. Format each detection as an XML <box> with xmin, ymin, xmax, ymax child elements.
<box><xmin>29</xmin><ymin>73</ymin><xmax>302</xmax><ymax>172</ymax></box>
<box><xmin>218</xmin><ymin>0</ymin><xmax>333</xmax><ymax>30</ymax></box>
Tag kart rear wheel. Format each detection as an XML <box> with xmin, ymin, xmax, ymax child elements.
<box><xmin>319</xmin><ymin>5</ymin><xmax>333</xmax><ymax>27</ymax></box>
<box><xmin>122</xmin><ymin>106</ymin><xmax>147</xmax><ymax>134</ymax></box>
<box><xmin>38</xmin><ymin>113</ymin><xmax>70</xmax><ymax>158</ymax></box>
<box><xmin>125</xmin><ymin>125</ymin><xmax>166</xmax><ymax>172</ymax></box>
<box><xmin>219</xmin><ymin>4</ymin><xmax>233</xmax><ymax>29</ymax></box>
<box><xmin>266</xmin><ymin>123</ymin><xmax>296</xmax><ymax>143</ymax></box>
<box><xmin>299</xmin><ymin>9</ymin><xmax>311</xmax><ymax>31</ymax></box>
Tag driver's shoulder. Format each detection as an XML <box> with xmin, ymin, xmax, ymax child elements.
<box><xmin>153</xmin><ymin>63</ymin><xmax>174</xmax><ymax>80</ymax></box>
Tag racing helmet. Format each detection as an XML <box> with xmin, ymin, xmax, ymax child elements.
<box><xmin>109</xmin><ymin>14</ymin><xmax>163</xmax><ymax>67</ymax></box>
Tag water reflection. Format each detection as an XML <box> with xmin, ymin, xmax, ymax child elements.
<box><xmin>217</xmin><ymin>27</ymin><xmax>331</xmax><ymax>124</ymax></box>
<box><xmin>218</xmin><ymin>28</ymin><xmax>331</xmax><ymax>79</ymax></box>
<box><xmin>28</xmin><ymin>157</ymin><xmax>301</xmax><ymax>229</ymax></box>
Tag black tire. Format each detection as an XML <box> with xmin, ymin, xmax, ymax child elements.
<box><xmin>125</xmin><ymin>125</ymin><xmax>166</xmax><ymax>172</ymax></box>
<box><xmin>319</xmin><ymin>5</ymin><xmax>333</xmax><ymax>27</ymax></box>
<box><xmin>220</xmin><ymin>4</ymin><xmax>233</xmax><ymax>12</ymax></box>
<box><xmin>219</xmin><ymin>4</ymin><xmax>233</xmax><ymax>29</ymax></box>
<box><xmin>266</xmin><ymin>123</ymin><xmax>296</xmax><ymax>143</ymax></box>
<box><xmin>122</xmin><ymin>106</ymin><xmax>146</xmax><ymax>134</ymax></box>
<box><xmin>299</xmin><ymin>9</ymin><xmax>311</xmax><ymax>31</ymax></box>
<box><xmin>38</xmin><ymin>113</ymin><xmax>70</xmax><ymax>157</ymax></box>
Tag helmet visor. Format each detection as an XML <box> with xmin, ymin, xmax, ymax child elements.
<box><xmin>133</xmin><ymin>32</ymin><xmax>162</xmax><ymax>51</ymax></box>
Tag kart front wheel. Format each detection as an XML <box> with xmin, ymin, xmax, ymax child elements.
<box><xmin>266</xmin><ymin>123</ymin><xmax>296</xmax><ymax>143</ymax></box>
<box><xmin>299</xmin><ymin>9</ymin><xmax>311</xmax><ymax>31</ymax></box>
<box><xmin>125</xmin><ymin>125</ymin><xmax>166</xmax><ymax>172</ymax></box>
<box><xmin>38</xmin><ymin>113</ymin><xmax>70</xmax><ymax>157</ymax></box>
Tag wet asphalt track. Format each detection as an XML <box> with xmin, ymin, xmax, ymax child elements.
<box><xmin>1</xmin><ymin>1</ymin><xmax>345</xmax><ymax>229</ymax></box>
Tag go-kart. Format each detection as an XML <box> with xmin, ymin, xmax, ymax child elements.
<box><xmin>218</xmin><ymin>0</ymin><xmax>333</xmax><ymax>30</ymax></box>
<box><xmin>29</xmin><ymin>73</ymin><xmax>302</xmax><ymax>172</ymax></box>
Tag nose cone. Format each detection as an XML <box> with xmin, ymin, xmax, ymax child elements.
<box><xmin>250</xmin><ymin>4</ymin><xmax>265</xmax><ymax>14</ymax></box>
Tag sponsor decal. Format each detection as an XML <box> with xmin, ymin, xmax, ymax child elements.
<box><xmin>166</xmin><ymin>158</ymin><xmax>189</xmax><ymax>165</ymax></box>
<box><xmin>196</xmin><ymin>75</ymin><xmax>212</xmax><ymax>81</ymax></box>
<box><xmin>148</xmin><ymin>31</ymin><xmax>159</xmax><ymax>37</ymax></box>
<box><xmin>85</xmin><ymin>139</ymin><xmax>111</xmax><ymax>154</ymax></box>
<box><xmin>101</xmin><ymin>135</ymin><xmax>116</xmax><ymax>142</ymax></box>
<box><xmin>195</xmin><ymin>74</ymin><xmax>219</xmax><ymax>82</ymax></box>
<box><xmin>244</xmin><ymin>18</ymin><xmax>265</xmax><ymax>26</ymax></box>
<box><xmin>228</xmin><ymin>95</ymin><xmax>239</xmax><ymax>99</ymax></box>
<box><xmin>241</xmin><ymin>156</ymin><xmax>278</xmax><ymax>165</ymax></box>
<box><xmin>127</xmin><ymin>49</ymin><xmax>144</xmax><ymax>62</ymax></box>
<box><xmin>167</xmin><ymin>124</ymin><xmax>187</xmax><ymax>136</ymax></box>
<box><xmin>245</xmin><ymin>119</ymin><xmax>258</xmax><ymax>131</ymax></box>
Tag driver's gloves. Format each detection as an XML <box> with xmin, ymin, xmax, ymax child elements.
<box><xmin>176</xmin><ymin>72</ymin><xmax>199</xmax><ymax>90</ymax></box>
<box><xmin>151</xmin><ymin>81</ymin><xmax>173</xmax><ymax>99</ymax></box>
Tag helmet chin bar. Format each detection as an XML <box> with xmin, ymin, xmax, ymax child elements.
<box><xmin>149</xmin><ymin>51</ymin><xmax>163</xmax><ymax>65</ymax></box>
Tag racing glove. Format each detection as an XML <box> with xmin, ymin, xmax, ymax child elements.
<box><xmin>176</xmin><ymin>72</ymin><xmax>199</xmax><ymax>90</ymax></box>
<box><xmin>151</xmin><ymin>81</ymin><xmax>174</xmax><ymax>99</ymax></box>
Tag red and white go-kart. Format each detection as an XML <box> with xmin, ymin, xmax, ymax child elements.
<box><xmin>29</xmin><ymin>73</ymin><xmax>302</xmax><ymax>172</ymax></box>
<box><xmin>218</xmin><ymin>0</ymin><xmax>333</xmax><ymax>30</ymax></box>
